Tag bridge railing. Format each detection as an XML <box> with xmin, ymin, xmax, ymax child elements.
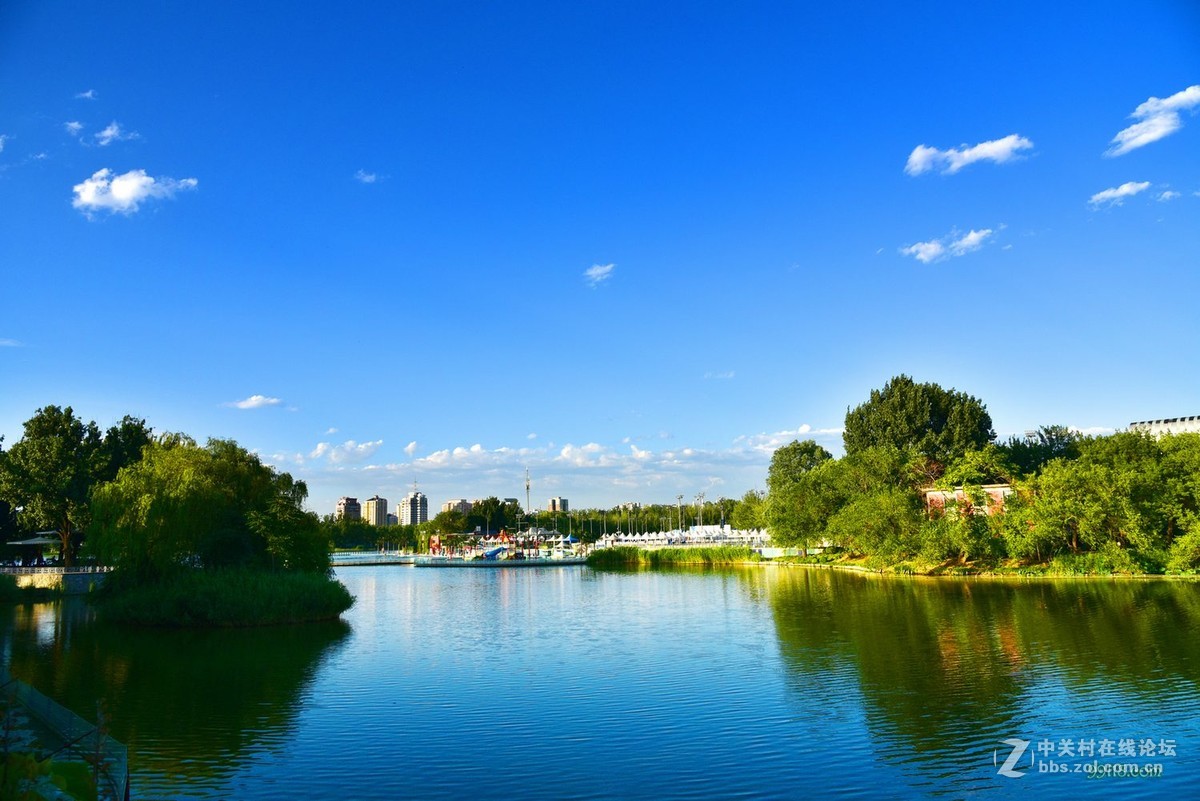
<box><xmin>1</xmin><ymin>668</ymin><xmax>129</xmax><ymax>801</ymax></box>
<box><xmin>0</xmin><ymin>565</ymin><xmax>114</xmax><ymax>575</ymax></box>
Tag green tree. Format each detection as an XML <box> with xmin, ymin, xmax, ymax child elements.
<box><xmin>467</xmin><ymin>496</ymin><xmax>516</xmax><ymax>535</ymax></box>
<box><xmin>90</xmin><ymin>437</ymin><xmax>327</xmax><ymax>579</ymax></box>
<box><xmin>940</xmin><ymin>444</ymin><xmax>1014</xmax><ymax>488</ymax></box>
<box><xmin>843</xmin><ymin>375</ymin><xmax>995</xmax><ymax>472</ymax></box>
<box><xmin>999</xmin><ymin>425</ymin><xmax>1082</xmax><ymax>477</ymax></box>
<box><xmin>96</xmin><ymin>415</ymin><xmax>154</xmax><ymax>483</ymax></box>
<box><xmin>0</xmin><ymin>406</ymin><xmax>103</xmax><ymax>565</ymax></box>
<box><xmin>0</xmin><ymin>439</ymin><xmax>23</xmax><ymax>545</ymax></box>
<box><xmin>825</xmin><ymin>487</ymin><xmax>922</xmax><ymax>559</ymax></box>
<box><xmin>764</xmin><ymin>440</ymin><xmax>833</xmax><ymax>552</ymax></box>
<box><xmin>430</xmin><ymin>509</ymin><xmax>468</xmax><ymax>534</ymax></box>
<box><xmin>731</xmin><ymin>490</ymin><xmax>765</xmax><ymax>530</ymax></box>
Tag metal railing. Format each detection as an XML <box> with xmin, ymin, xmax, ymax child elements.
<box><xmin>1</xmin><ymin>667</ymin><xmax>128</xmax><ymax>800</ymax></box>
<box><xmin>0</xmin><ymin>565</ymin><xmax>113</xmax><ymax>575</ymax></box>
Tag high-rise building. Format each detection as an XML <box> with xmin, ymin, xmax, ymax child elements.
<box><xmin>400</xmin><ymin>491</ymin><xmax>429</xmax><ymax>525</ymax></box>
<box><xmin>363</xmin><ymin>495</ymin><xmax>388</xmax><ymax>526</ymax></box>
<box><xmin>548</xmin><ymin>497</ymin><xmax>569</xmax><ymax>513</ymax></box>
<box><xmin>335</xmin><ymin>497</ymin><xmax>361</xmax><ymax>520</ymax></box>
<box><xmin>442</xmin><ymin>499</ymin><xmax>472</xmax><ymax>515</ymax></box>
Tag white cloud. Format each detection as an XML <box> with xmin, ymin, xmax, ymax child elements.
<box><xmin>1088</xmin><ymin>181</ymin><xmax>1151</xmax><ymax>208</ymax></box>
<box><xmin>527</xmin><ymin>433</ymin><xmax>538</xmax><ymax>440</ymax></box>
<box><xmin>733</xmin><ymin>425</ymin><xmax>844</xmax><ymax>454</ymax></box>
<box><xmin>0</xmin><ymin>338</ymin><xmax>22</xmax><ymax>347</ymax></box>
<box><xmin>901</xmin><ymin>228</ymin><xmax>996</xmax><ymax>263</ymax></box>
<box><xmin>65</xmin><ymin>121</ymin><xmax>83</xmax><ymax>136</ymax></box>
<box><xmin>1158</xmin><ymin>190</ymin><xmax>1181</xmax><ymax>202</ymax></box>
<box><xmin>703</xmin><ymin>371</ymin><xmax>735</xmax><ymax>380</ymax></box>
<box><xmin>1106</xmin><ymin>85</ymin><xmax>1200</xmax><ymax>157</ymax></box>
<box><xmin>905</xmin><ymin>134</ymin><xmax>1034</xmax><ymax>176</ymax></box>
<box><xmin>950</xmin><ymin>228</ymin><xmax>993</xmax><ymax>254</ymax></box>
<box><xmin>584</xmin><ymin>263</ymin><xmax>615</xmax><ymax>287</ymax></box>
<box><xmin>1070</xmin><ymin>426</ymin><xmax>1116</xmax><ymax>437</ymax></box>
<box><xmin>94</xmin><ymin>121</ymin><xmax>138</xmax><ymax>146</ymax></box>
<box><xmin>225</xmin><ymin>394</ymin><xmax>283</xmax><ymax>409</ymax></box>
<box><xmin>354</xmin><ymin>169</ymin><xmax>378</xmax><ymax>183</ymax></box>
<box><xmin>324</xmin><ymin>427</ymin><xmax>339</xmax><ymax>435</ymax></box>
<box><xmin>75</xmin><ymin>89</ymin><xmax>96</xmax><ymax>100</ymax></box>
<box><xmin>404</xmin><ymin>441</ymin><xmax>419</xmax><ymax>456</ymax></box>
<box><xmin>557</xmin><ymin>442</ymin><xmax>611</xmax><ymax>468</ymax></box>
<box><xmin>310</xmin><ymin>439</ymin><xmax>384</xmax><ymax>464</ymax></box>
<box><xmin>900</xmin><ymin>240</ymin><xmax>945</xmax><ymax>263</ymax></box>
<box><xmin>72</xmin><ymin>168</ymin><xmax>198</xmax><ymax>216</ymax></box>
<box><xmin>298</xmin><ymin>426</ymin><xmax>853</xmax><ymax>510</ymax></box>
<box><xmin>0</xmin><ymin>135</ymin><xmax>8</xmax><ymax>153</ymax></box>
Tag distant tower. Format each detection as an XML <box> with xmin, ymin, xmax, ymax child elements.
<box><xmin>525</xmin><ymin>467</ymin><xmax>531</xmax><ymax>517</ymax></box>
<box><xmin>549</xmin><ymin>497</ymin><xmax>569</xmax><ymax>513</ymax></box>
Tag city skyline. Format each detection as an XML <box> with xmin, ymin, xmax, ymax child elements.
<box><xmin>2</xmin><ymin>2</ymin><xmax>1198</xmax><ymax>513</ymax></box>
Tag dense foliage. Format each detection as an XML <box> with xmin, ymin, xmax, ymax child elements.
<box><xmin>843</xmin><ymin>374</ymin><xmax>995</xmax><ymax>468</ymax></box>
<box><xmin>90</xmin><ymin>437</ymin><xmax>331</xmax><ymax>580</ymax></box>
<box><xmin>764</xmin><ymin>378</ymin><xmax>1200</xmax><ymax>574</ymax></box>
<box><xmin>0</xmin><ymin>407</ymin><xmax>151</xmax><ymax>564</ymax></box>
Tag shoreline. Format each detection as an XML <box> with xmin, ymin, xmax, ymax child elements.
<box><xmin>773</xmin><ymin>560</ymin><xmax>1200</xmax><ymax>581</ymax></box>
<box><xmin>586</xmin><ymin>547</ymin><xmax>1200</xmax><ymax>581</ymax></box>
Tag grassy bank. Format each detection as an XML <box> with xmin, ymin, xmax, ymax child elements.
<box><xmin>778</xmin><ymin>550</ymin><xmax>1200</xmax><ymax>578</ymax></box>
<box><xmin>587</xmin><ymin>546</ymin><xmax>761</xmax><ymax>569</ymax></box>
<box><xmin>93</xmin><ymin>568</ymin><xmax>355</xmax><ymax>626</ymax></box>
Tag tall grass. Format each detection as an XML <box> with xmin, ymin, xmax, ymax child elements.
<box><xmin>587</xmin><ymin>546</ymin><xmax>760</xmax><ymax>569</ymax></box>
<box><xmin>93</xmin><ymin>568</ymin><xmax>355</xmax><ymax>627</ymax></box>
<box><xmin>0</xmin><ymin>574</ymin><xmax>61</xmax><ymax>603</ymax></box>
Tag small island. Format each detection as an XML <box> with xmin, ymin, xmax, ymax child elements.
<box><xmin>0</xmin><ymin>407</ymin><xmax>353</xmax><ymax>627</ymax></box>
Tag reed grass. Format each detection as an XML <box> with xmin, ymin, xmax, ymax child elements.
<box><xmin>587</xmin><ymin>546</ymin><xmax>760</xmax><ymax>568</ymax></box>
<box><xmin>93</xmin><ymin>568</ymin><xmax>355</xmax><ymax>627</ymax></box>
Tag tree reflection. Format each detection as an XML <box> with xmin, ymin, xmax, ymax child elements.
<box><xmin>763</xmin><ymin>569</ymin><xmax>1200</xmax><ymax>769</ymax></box>
<box><xmin>0</xmin><ymin>598</ymin><xmax>349</xmax><ymax>787</ymax></box>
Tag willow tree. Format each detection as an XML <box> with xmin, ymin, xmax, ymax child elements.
<box><xmin>90</xmin><ymin>436</ymin><xmax>329</xmax><ymax>580</ymax></box>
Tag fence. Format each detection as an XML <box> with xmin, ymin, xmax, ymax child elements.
<box><xmin>0</xmin><ymin>667</ymin><xmax>129</xmax><ymax>801</ymax></box>
<box><xmin>0</xmin><ymin>566</ymin><xmax>113</xmax><ymax>575</ymax></box>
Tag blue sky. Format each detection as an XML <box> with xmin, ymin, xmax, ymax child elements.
<box><xmin>2</xmin><ymin>1</ymin><xmax>1198</xmax><ymax>515</ymax></box>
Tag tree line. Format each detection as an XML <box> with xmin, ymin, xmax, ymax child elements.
<box><xmin>0</xmin><ymin>406</ymin><xmax>330</xmax><ymax>579</ymax></box>
<box><xmin>755</xmin><ymin>375</ymin><xmax>1200</xmax><ymax>573</ymax></box>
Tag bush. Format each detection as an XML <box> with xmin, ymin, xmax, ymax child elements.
<box><xmin>1167</xmin><ymin>529</ymin><xmax>1200</xmax><ymax>572</ymax></box>
<box><xmin>1048</xmin><ymin>543</ymin><xmax>1145</xmax><ymax>575</ymax></box>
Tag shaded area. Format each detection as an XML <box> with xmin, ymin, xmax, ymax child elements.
<box><xmin>0</xmin><ymin>599</ymin><xmax>349</xmax><ymax>792</ymax></box>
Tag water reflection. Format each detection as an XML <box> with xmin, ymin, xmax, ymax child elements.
<box><xmin>762</xmin><ymin>569</ymin><xmax>1200</xmax><ymax>795</ymax></box>
<box><xmin>0</xmin><ymin>599</ymin><xmax>349</xmax><ymax>792</ymax></box>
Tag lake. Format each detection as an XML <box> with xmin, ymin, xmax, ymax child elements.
<box><xmin>3</xmin><ymin>565</ymin><xmax>1199</xmax><ymax>799</ymax></box>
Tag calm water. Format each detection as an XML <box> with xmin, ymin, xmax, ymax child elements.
<box><xmin>3</xmin><ymin>566</ymin><xmax>1199</xmax><ymax>799</ymax></box>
